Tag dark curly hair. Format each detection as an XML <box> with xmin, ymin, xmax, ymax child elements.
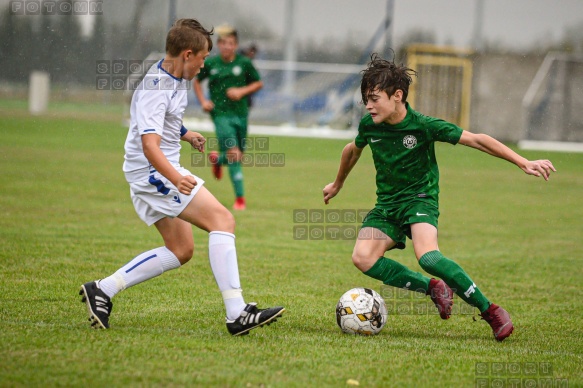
<box><xmin>360</xmin><ymin>53</ymin><xmax>417</xmax><ymax>104</ymax></box>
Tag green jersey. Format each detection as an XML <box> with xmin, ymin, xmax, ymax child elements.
<box><xmin>354</xmin><ymin>103</ymin><xmax>463</xmax><ymax>207</ymax></box>
<box><xmin>197</xmin><ymin>54</ymin><xmax>260</xmax><ymax>118</ymax></box>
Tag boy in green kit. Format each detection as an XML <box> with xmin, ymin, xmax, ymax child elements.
<box><xmin>323</xmin><ymin>54</ymin><xmax>556</xmax><ymax>341</ymax></box>
<box><xmin>193</xmin><ymin>25</ymin><xmax>263</xmax><ymax>211</ymax></box>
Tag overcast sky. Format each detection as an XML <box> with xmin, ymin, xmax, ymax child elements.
<box><xmin>4</xmin><ymin>0</ymin><xmax>583</xmax><ymax>52</ymax></box>
<box><xmin>233</xmin><ymin>0</ymin><xmax>583</xmax><ymax>50</ymax></box>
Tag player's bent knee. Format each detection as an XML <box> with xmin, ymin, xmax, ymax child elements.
<box><xmin>352</xmin><ymin>251</ymin><xmax>375</xmax><ymax>272</ymax></box>
<box><xmin>223</xmin><ymin>211</ymin><xmax>236</xmax><ymax>232</ymax></box>
<box><xmin>227</xmin><ymin>147</ymin><xmax>243</xmax><ymax>162</ymax></box>
<box><xmin>173</xmin><ymin>245</ymin><xmax>194</xmax><ymax>265</ymax></box>
<box><xmin>210</xmin><ymin>207</ymin><xmax>235</xmax><ymax>233</ymax></box>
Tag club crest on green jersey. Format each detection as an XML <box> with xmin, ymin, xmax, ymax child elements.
<box><xmin>232</xmin><ymin>66</ymin><xmax>242</xmax><ymax>76</ymax></box>
<box><xmin>403</xmin><ymin>135</ymin><xmax>417</xmax><ymax>149</ymax></box>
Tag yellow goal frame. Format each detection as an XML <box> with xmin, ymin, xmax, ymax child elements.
<box><xmin>407</xmin><ymin>44</ymin><xmax>473</xmax><ymax>130</ymax></box>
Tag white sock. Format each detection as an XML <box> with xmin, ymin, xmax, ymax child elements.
<box><xmin>209</xmin><ymin>231</ymin><xmax>246</xmax><ymax>320</ymax></box>
<box><xmin>99</xmin><ymin>246</ymin><xmax>181</xmax><ymax>298</ymax></box>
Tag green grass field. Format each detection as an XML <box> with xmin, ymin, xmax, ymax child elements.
<box><xmin>1</xmin><ymin>101</ymin><xmax>582</xmax><ymax>387</ymax></box>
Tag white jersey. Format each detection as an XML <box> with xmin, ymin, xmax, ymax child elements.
<box><xmin>123</xmin><ymin>59</ymin><xmax>190</xmax><ymax>181</ymax></box>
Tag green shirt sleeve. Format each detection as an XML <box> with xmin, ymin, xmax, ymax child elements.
<box><xmin>426</xmin><ymin>117</ymin><xmax>463</xmax><ymax>145</ymax></box>
<box><xmin>354</xmin><ymin>118</ymin><xmax>369</xmax><ymax>149</ymax></box>
<box><xmin>244</xmin><ymin>59</ymin><xmax>261</xmax><ymax>83</ymax></box>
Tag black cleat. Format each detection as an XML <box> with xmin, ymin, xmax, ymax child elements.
<box><xmin>226</xmin><ymin>303</ymin><xmax>285</xmax><ymax>336</ymax></box>
<box><xmin>79</xmin><ymin>281</ymin><xmax>112</xmax><ymax>329</ymax></box>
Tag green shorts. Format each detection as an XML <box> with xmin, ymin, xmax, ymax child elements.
<box><xmin>360</xmin><ymin>201</ymin><xmax>440</xmax><ymax>250</ymax></box>
<box><xmin>212</xmin><ymin>115</ymin><xmax>248</xmax><ymax>152</ymax></box>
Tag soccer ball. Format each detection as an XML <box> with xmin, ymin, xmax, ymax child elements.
<box><xmin>336</xmin><ymin>287</ymin><xmax>388</xmax><ymax>335</ymax></box>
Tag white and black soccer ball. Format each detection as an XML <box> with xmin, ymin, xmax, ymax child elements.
<box><xmin>336</xmin><ymin>287</ymin><xmax>388</xmax><ymax>335</ymax></box>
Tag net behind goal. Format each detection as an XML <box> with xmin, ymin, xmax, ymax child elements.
<box><xmin>520</xmin><ymin>52</ymin><xmax>583</xmax><ymax>152</ymax></box>
<box><xmin>187</xmin><ymin>59</ymin><xmax>364</xmax><ymax>129</ymax></box>
<box><xmin>121</xmin><ymin>54</ymin><xmax>365</xmax><ymax>131</ymax></box>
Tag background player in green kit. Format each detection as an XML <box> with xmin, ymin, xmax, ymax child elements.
<box><xmin>323</xmin><ymin>54</ymin><xmax>556</xmax><ymax>341</ymax></box>
<box><xmin>193</xmin><ymin>25</ymin><xmax>263</xmax><ymax>211</ymax></box>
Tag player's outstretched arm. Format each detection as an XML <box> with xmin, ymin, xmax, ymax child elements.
<box><xmin>458</xmin><ymin>131</ymin><xmax>556</xmax><ymax>180</ymax></box>
<box><xmin>323</xmin><ymin>141</ymin><xmax>363</xmax><ymax>204</ymax></box>
<box><xmin>142</xmin><ymin>133</ymin><xmax>197</xmax><ymax>195</ymax></box>
<box><xmin>181</xmin><ymin>130</ymin><xmax>206</xmax><ymax>152</ymax></box>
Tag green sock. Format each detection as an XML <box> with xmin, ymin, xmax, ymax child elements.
<box><xmin>364</xmin><ymin>257</ymin><xmax>430</xmax><ymax>294</ymax></box>
<box><xmin>218</xmin><ymin>152</ymin><xmax>228</xmax><ymax>165</ymax></box>
<box><xmin>228</xmin><ymin>162</ymin><xmax>244</xmax><ymax>198</ymax></box>
<box><xmin>418</xmin><ymin>250</ymin><xmax>490</xmax><ymax>312</ymax></box>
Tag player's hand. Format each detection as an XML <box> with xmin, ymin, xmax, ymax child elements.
<box><xmin>323</xmin><ymin>182</ymin><xmax>341</xmax><ymax>205</ymax></box>
<box><xmin>201</xmin><ymin>100</ymin><xmax>214</xmax><ymax>112</ymax></box>
<box><xmin>226</xmin><ymin>87</ymin><xmax>244</xmax><ymax>101</ymax></box>
<box><xmin>189</xmin><ymin>132</ymin><xmax>206</xmax><ymax>152</ymax></box>
<box><xmin>176</xmin><ymin>175</ymin><xmax>197</xmax><ymax>195</ymax></box>
<box><xmin>522</xmin><ymin>159</ymin><xmax>556</xmax><ymax>181</ymax></box>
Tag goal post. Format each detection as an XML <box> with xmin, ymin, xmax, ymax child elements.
<box><xmin>406</xmin><ymin>44</ymin><xmax>474</xmax><ymax>130</ymax></box>
<box><xmin>519</xmin><ymin>52</ymin><xmax>583</xmax><ymax>152</ymax></box>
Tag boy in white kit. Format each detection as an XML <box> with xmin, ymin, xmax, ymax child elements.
<box><xmin>79</xmin><ymin>18</ymin><xmax>284</xmax><ymax>336</ymax></box>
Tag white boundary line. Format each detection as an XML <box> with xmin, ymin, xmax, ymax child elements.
<box><xmin>518</xmin><ymin>140</ymin><xmax>583</xmax><ymax>153</ymax></box>
<box><xmin>182</xmin><ymin>118</ymin><xmax>357</xmax><ymax>140</ymax></box>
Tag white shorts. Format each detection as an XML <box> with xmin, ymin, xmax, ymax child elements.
<box><xmin>127</xmin><ymin>166</ymin><xmax>205</xmax><ymax>226</ymax></box>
